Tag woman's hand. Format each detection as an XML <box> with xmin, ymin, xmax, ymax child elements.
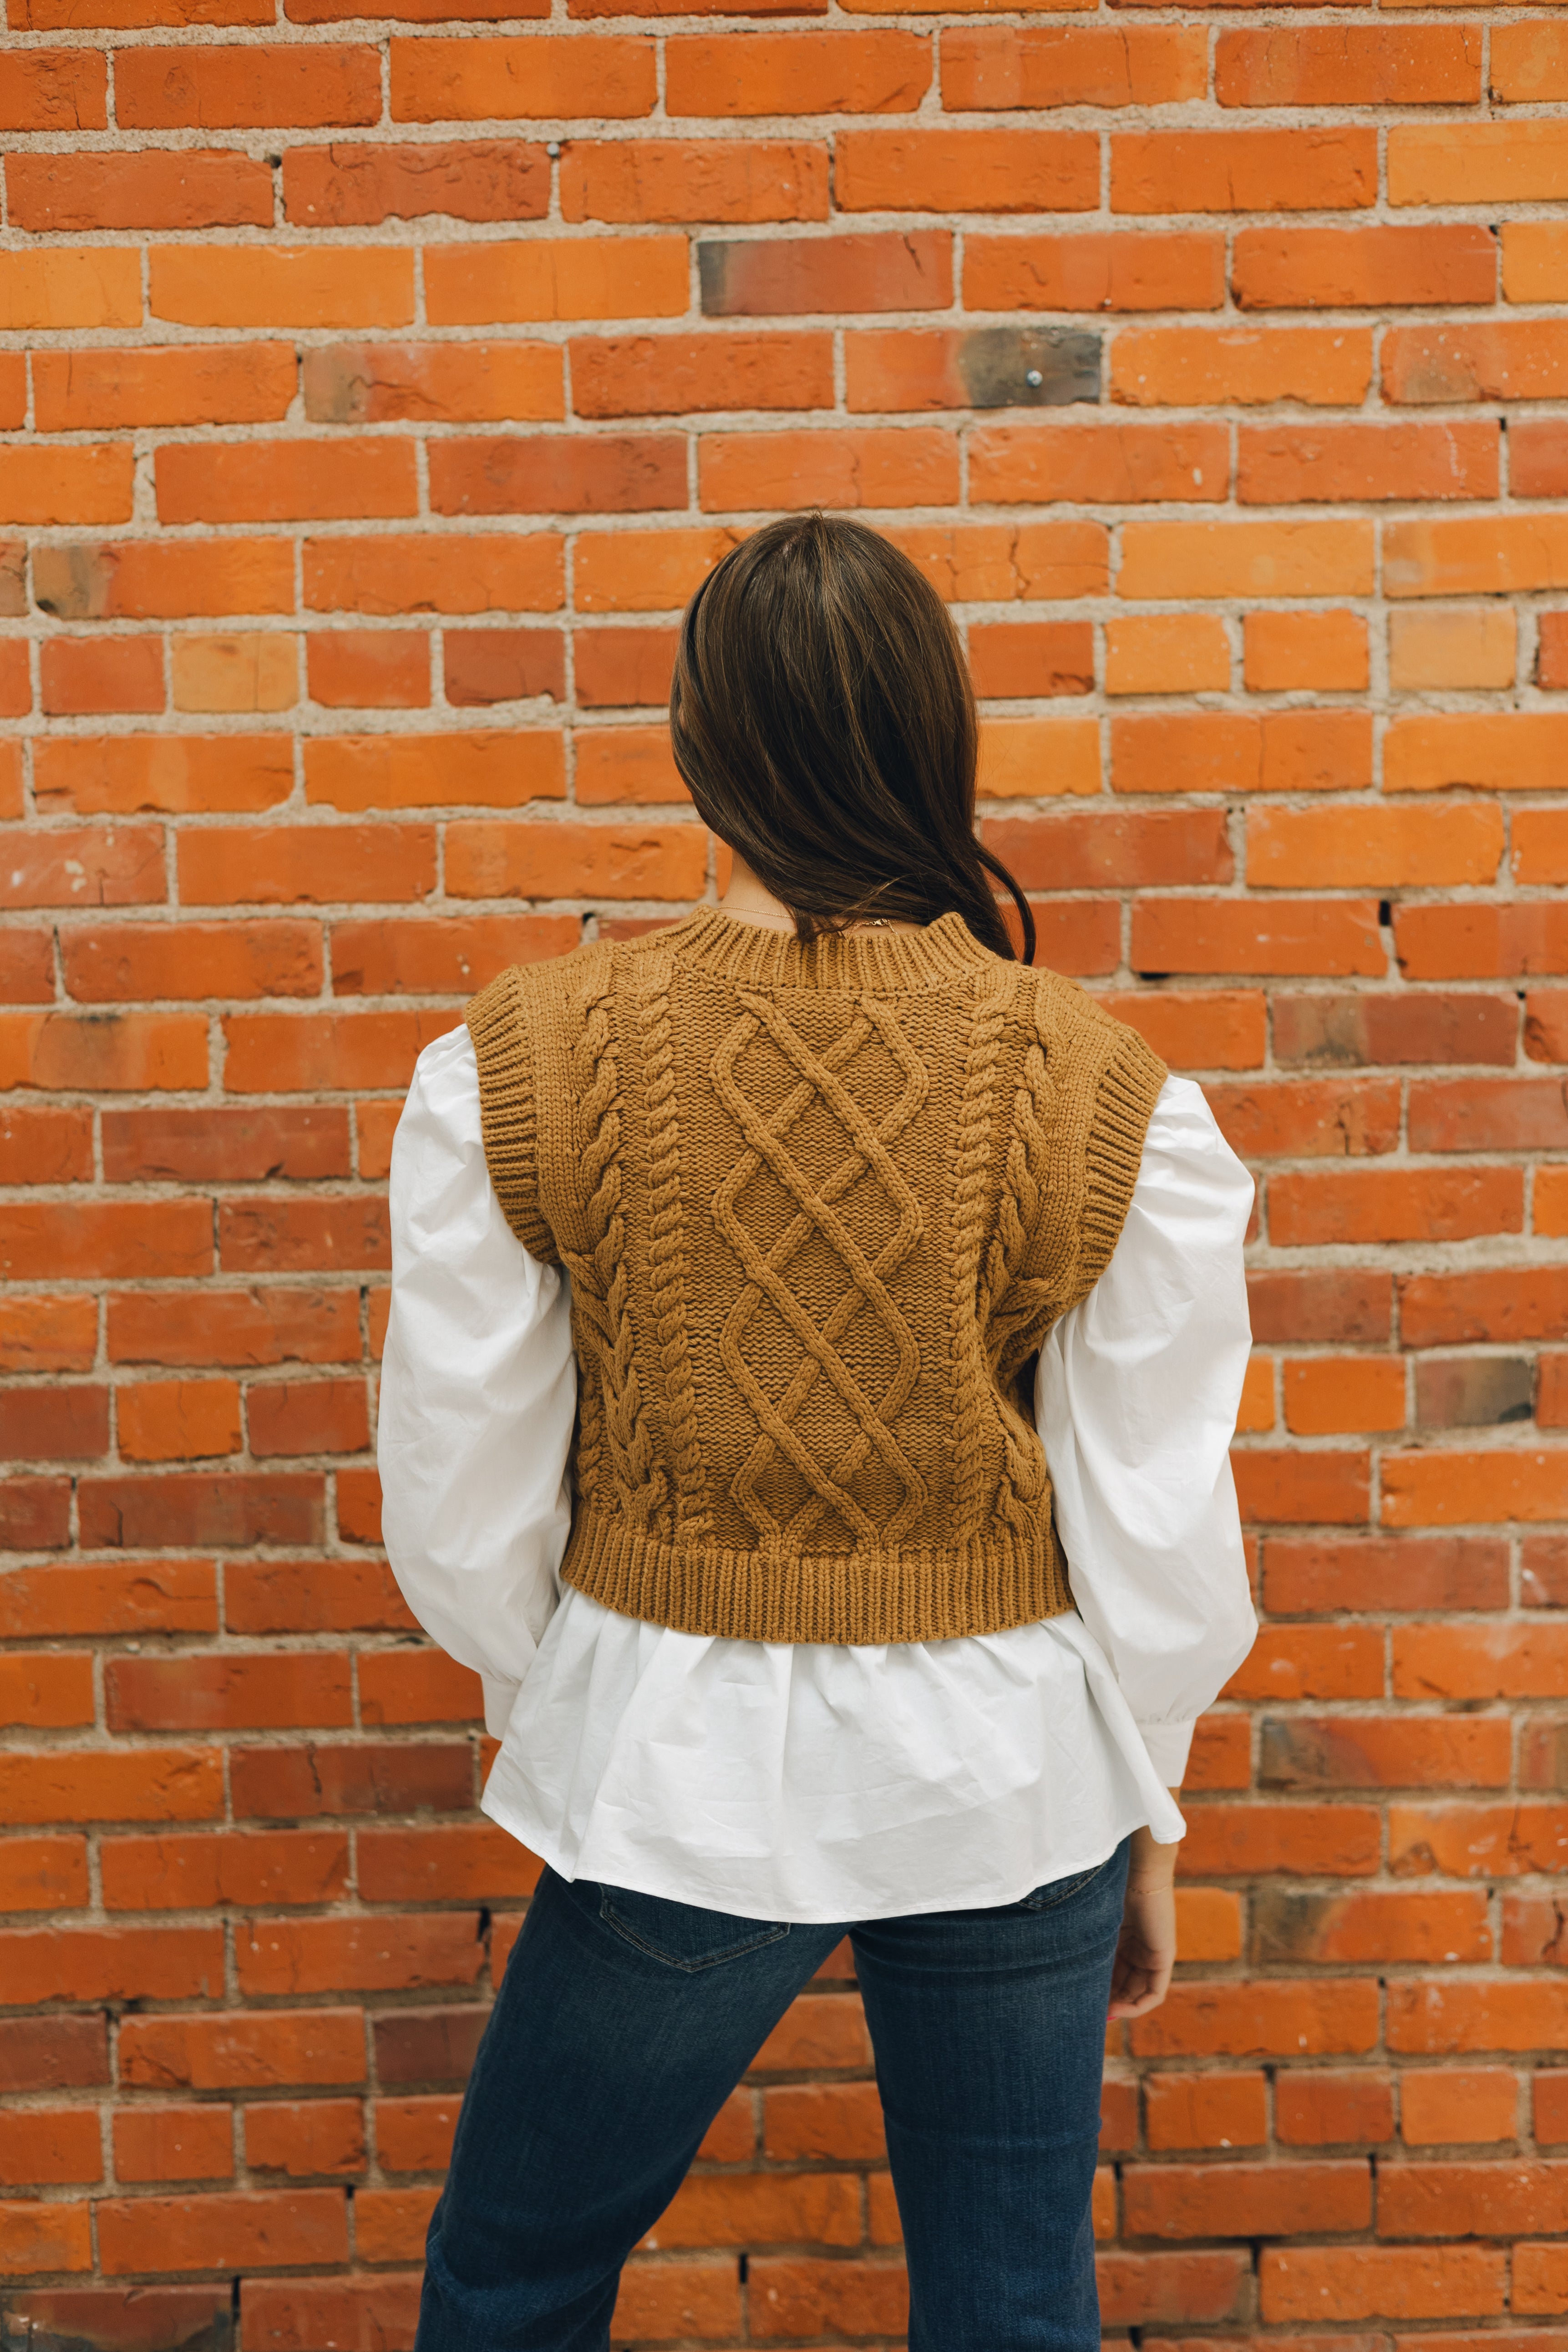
<box><xmin>1107</xmin><ymin>1801</ymin><xmax>1182</xmax><ymax>2020</ymax></box>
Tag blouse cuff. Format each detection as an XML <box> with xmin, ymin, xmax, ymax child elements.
<box><xmin>1136</xmin><ymin>1717</ymin><xmax>1197</xmax><ymax>1787</ymax></box>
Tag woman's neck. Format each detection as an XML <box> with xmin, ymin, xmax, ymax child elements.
<box><xmin>717</xmin><ymin>854</ymin><xmax>919</xmax><ymax>935</ymax></box>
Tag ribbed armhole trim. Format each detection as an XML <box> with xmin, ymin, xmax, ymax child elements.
<box><xmin>466</xmin><ymin>967</ymin><xmax>559</xmax><ymax>1265</ymax></box>
<box><xmin>1078</xmin><ymin>1022</ymin><xmax>1168</xmax><ymax>1298</ymax></box>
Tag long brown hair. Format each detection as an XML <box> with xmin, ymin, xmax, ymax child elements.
<box><xmin>669</xmin><ymin>514</ymin><xmax>1036</xmax><ymax>965</ymax></box>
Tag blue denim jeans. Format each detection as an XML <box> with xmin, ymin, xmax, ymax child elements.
<box><xmin>415</xmin><ymin>1839</ymin><xmax>1130</xmax><ymax>2352</ymax></box>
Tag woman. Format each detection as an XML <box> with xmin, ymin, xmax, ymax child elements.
<box><xmin>379</xmin><ymin>514</ymin><xmax>1256</xmax><ymax>2352</ymax></box>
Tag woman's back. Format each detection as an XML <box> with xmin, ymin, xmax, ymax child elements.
<box><xmin>466</xmin><ymin>905</ymin><xmax>1165</xmax><ymax>1644</ymax></box>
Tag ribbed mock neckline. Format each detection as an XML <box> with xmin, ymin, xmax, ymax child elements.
<box><xmin>661</xmin><ymin>905</ymin><xmax>998</xmax><ymax>991</ymax></box>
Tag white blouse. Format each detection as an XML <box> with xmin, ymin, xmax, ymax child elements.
<box><xmin>378</xmin><ymin>1021</ymin><xmax>1257</xmax><ymax>1925</ymax></box>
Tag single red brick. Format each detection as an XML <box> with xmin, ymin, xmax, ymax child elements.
<box><xmin>571</xmin><ymin>330</ymin><xmax>832</xmax><ymax>417</ymax></box>
<box><xmin>0</xmin><ymin>51</ymin><xmax>107</xmax><ymax>133</ymax></box>
<box><xmin>68</xmin><ymin>921</ymin><xmax>323</xmax><ymax>1005</ymax></box>
<box><xmin>117</xmin><ymin>1378</ymin><xmax>242</xmax><ymax>1464</ymax></box>
<box><xmin>307</xmin><ymin>629</ymin><xmax>430</xmax><ymax>709</ymax></box>
<box><xmin>358</xmin><ymin>1823</ymin><xmax>542</xmax><ymax>1903</ymax></box>
<box><xmin>0</xmin><ymin>2015</ymin><xmax>108</xmax><ymax>2094</ymax></box>
<box><xmin>573</xmin><ymin>625</ymin><xmax>678</xmax><ymax>708</ymax></box>
<box><xmin>157</xmin><ymin>438</ymin><xmax>417</xmax><ymax>525</ymax></box>
<box><xmin>11</xmin><ymin>150</ymin><xmax>271</xmax><ymax>233</ymax></box>
<box><xmin>40</xmin><ymin>637</ymin><xmax>164</xmax><ymax>716</ymax></box>
<box><xmin>0</xmin><ymin>1834</ymin><xmax>89</xmax><ymax>1914</ymax></box>
<box><xmin>32</xmin><ymin>538</ymin><xmax>294</xmax><ymax>622</ymax></box>
<box><xmin>388</xmin><ymin>34</ymin><xmax>656</xmax><ymax>122</ymax></box>
<box><xmin>1217</xmin><ymin>26</ymin><xmax>1482</xmax><ymax>107</ymax></box>
<box><xmin>248</xmin><ymin>1379</ymin><xmax>370</xmax><ymax>1458</ymax></box>
<box><xmin>665</xmin><ymin>30</ymin><xmax>929</xmax><ymax>115</ymax></box>
<box><xmin>0</xmin><ymin>1387</ymin><xmax>108</xmax><ymax>1464</ymax></box>
<box><xmin>562</xmin><ymin>137</ymin><xmax>829</xmax><ymax>224</ymax></box>
<box><xmin>1113</xmin><ymin>128</ymin><xmax>1377</xmax><ymax>214</ymax></box>
<box><xmin>112</xmin><ymin>2107</ymin><xmax>235</xmax><ymax>2184</ymax></box>
<box><xmin>284</xmin><ymin>140</ymin><xmax>549</xmax><ymax>226</ymax></box>
<box><xmin>301</xmin><ymin>340</ymin><xmax>561</xmax><ymax>427</ymax></box>
<box><xmin>429</xmin><ymin>432</ymin><xmax>685</xmax><ymax>517</ymax></box>
<box><xmin>699</xmin><ymin>229</ymin><xmax>951</xmax><ymax>316</ymax></box>
<box><xmin>245</xmin><ymin>2100</ymin><xmax>365</xmax><ymax>2179</ymax></box>
<box><xmin>235</xmin><ymin>1913</ymin><xmax>484</xmax><ymax>1997</ymax></box>
<box><xmin>231</xmin><ymin>1741</ymin><xmax>470</xmax><ymax>1819</ymax></box>
<box><xmin>1235</xmin><ymin>225</ymin><xmax>1497</xmax><ymax>310</ymax></box>
<box><xmin>96</xmin><ymin>2189</ymin><xmax>348</xmax><ymax>2276</ymax></box>
<box><xmin>1276</xmin><ymin>2071</ymin><xmax>1396</xmax><ymax>2147</ymax></box>
<box><xmin>305</xmin><ymin>530</ymin><xmax>562</xmax><ymax>617</ymax></box>
<box><xmin>78</xmin><ymin>1472</ymin><xmax>324</xmax><ymax>1551</ymax></box>
<box><xmin>1239</xmin><ymin>420</ymin><xmax>1498</xmax><ymax>504</ymax></box>
<box><xmin>944</xmin><ymin>25</ymin><xmax>1206</xmax><ymax>109</ymax></box>
<box><xmin>1144</xmin><ymin>2073</ymin><xmax>1268</xmax><ymax>2152</ymax></box>
<box><xmin>837</xmin><ymin>128</ymin><xmax>1098</xmax><ymax>214</ymax></box>
<box><xmin>116</xmin><ymin>44</ymin><xmax>380</xmax><ymax>129</ymax></box>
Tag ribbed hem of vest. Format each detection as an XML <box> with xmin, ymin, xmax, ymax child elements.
<box><xmin>654</xmin><ymin>905</ymin><xmax>1000</xmax><ymax>992</ymax></box>
<box><xmin>560</xmin><ymin>1506</ymin><xmax>1075</xmax><ymax>1646</ymax></box>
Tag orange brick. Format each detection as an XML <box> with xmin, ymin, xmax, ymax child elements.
<box><xmin>698</xmin><ymin>427</ymin><xmax>959</xmax><ymax>513</ymax></box>
<box><xmin>837</xmin><ymin>127</ymin><xmax>1097</xmax><ymax>213</ymax></box>
<box><xmin>1120</xmin><ymin>519</ymin><xmax>1374</xmax><ymax>601</ymax></box>
<box><xmin>1235</xmin><ymin>226</ymin><xmax>1496</xmax><ymax>311</ymax></box>
<box><xmin>304</xmin><ymin>532</ymin><xmax>562</xmax><ymax>617</ymax></box>
<box><xmin>308</xmin><ymin>631</ymin><xmax>430</xmax><ymax>709</ymax></box>
<box><xmin>1390</xmin><ymin>121</ymin><xmax>1568</xmax><ymax>205</ymax></box>
<box><xmin>152</xmin><ymin>246</ymin><xmax>414</xmax><ymax>331</ymax></box>
<box><xmin>573</xmin><ymin>727</ymin><xmax>686</xmax><ymax>805</ymax></box>
<box><xmin>1111</xmin><ymin>325</ymin><xmax>1374</xmax><ymax>408</ymax></box>
<box><xmin>571</xmin><ymin>331</ymin><xmax>832</xmax><ymax>417</ymax></box>
<box><xmin>843</xmin><ymin>327</ymin><xmax>1098</xmax><ymax>414</ymax></box>
<box><xmin>445</xmin><ymin>820</ymin><xmax>706</xmax><ymax>903</ymax></box>
<box><xmin>1217</xmin><ymin>26</ymin><xmax>1482</xmax><ymax>107</ymax></box>
<box><xmin>41</xmin><ymin>638</ymin><xmax>164</xmax><ymax>717</ymax></box>
<box><xmin>1113</xmin><ymin>128</ymin><xmax>1377</xmax><ymax>214</ymax></box>
<box><xmin>302</xmin><ymin>341</ymin><xmax>563</xmax><ymax>425</ymax></box>
<box><xmin>34</xmin><ymin>344</ymin><xmax>294</xmax><ymax>431</ymax></box>
<box><xmin>0</xmin><ymin>1009</ymin><xmax>209</xmax><ymax>1092</ymax></box>
<box><xmin>0</xmin><ymin>446</ymin><xmax>134</xmax><ymax>527</ymax></box>
<box><xmin>10</xmin><ymin>148</ymin><xmax>271</xmax><ymax>232</ymax></box>
<box><xmin>971</xmin><ymin>422</ymin><xmax>1228</xmax><ymax>506</ymax></box>
<box><xmin>112</xmin><ymin>2106</ymin><xmax>234</xmax><ymax>2184</ymax></box>
<box><xmin>976</xmin><ymin>717</ymin><xmax>1100</xmax><ymax>800</ymax></box>
<box><xmin>157</xmin><ymin>440</ymin><xmax>417</xmax><ymax>525</ymax></box>
<box><xmin>1284</xmin><ymin>1359</ymin><xmax>1406</xmax><ymax>1437</ymax></box>
<box><xmin>1238</xmin><ymin>420</ymin><xmax>1497</xmax><ymax>504</ymax></box>
<box><xmin>1244</xmin><ymin>612</ymin><xmax>1368</xmax><ymax>692</ymax></box>
<box><xmin>699</xmin><ymin>229</ymin><xmax>951</xmax><ymax>315</ymax></box>
<box><xmin>1106</xmin><ymin>615</ymin><xmax>1230</xmax><ymax>696</ymax></box>
<box><xmin>0</xmin><ymin>51</ymin><xmax>107</xmax><ymax>133</ymax></box>
<box><xmin>116</xmin><ymin>44</ymin><xmax>381</xmax><ymax>129</ymax></box>
<box><xmin>0</xmin><ymin>249</ymin><xmax>140</xmax><ymax>331</ymax></box>
<box><xmin>1386</xmin><ymin>714</ymin><xmax>1568</xmax><ymax>794</ymax></box>
<box><xmin>1385</xmin><ymin>322</ymin><xmax>1568</xmax><ymax>407</ymax></box>
<box><xmin>34</xmin><ymin>735</ymin><xmax>294</xmax><ymax>817</ymax></box>
<box><xmin>1503</xmin><ymin>221</ymin><xmax>1568</xmax><ymax>304</ymax></box>
<box><xmin>943</xmin><ymin>25</ymin><xmax>1205</xmax><ymax>108</ymax></box>
<box><xmin>1113</xmin><ymin>711</ymin><xmax>1372</xmax><ymax>797</ymax></box>
<box><xmin>118</xmin><ymin>1380</ymin><xmax>243</xmax><ymax>1464</ymax></box>
<box><xmin>430</xmin><ymin>433</ymin><xmax>684</xmax><ymax>517</ymax></box>
<box><xmin>665</xmin><ymin>30</ymin><xmax>930</xmax><ymax>115</ymax></box>
<box><xmin>31</xmin><ymin>538</ymin><xmax>294</xmax><ymax>621</ymax></box>
<box><xmin>1382</xmin><ymin>1449</ymin><xmax>1568</xmax><ymax>1529</ymax></box>
<box><xmin>966</xmin><ymin>232</ymin><xmax>1223</xmax><ymax>315</ymax></box>
<box><xmin>284</xmin><ymin>140</ymin><xmax>550</xmax><ymax>228</ymax></box>
<box><xmin>969</xmin><ymin>621</ymin><xmax>1095</xmax><ymax>699</ymax></box>
<box><xmin>1247</xmin><ymin>805</ymin><xmax>1503</xmax><ymax>889</ymax></box>
<box><xmin>426</xmin><ymin>236</ymin><xmax>687</xmax><ymax>325</ymax></box>
<box><xmin>304</xmin><ymin>732</ymin><xmax>563</xmax><ymax>812</ymax></box>
<box><xmin>1491</xmin><ymin>21</ymin><xmax>1568</xmax><ymax>102</ymax></box>
<box><xmin>1401</xmin><ymin>2069</ymin><xmax>1518</xmax><ymax>2146</ymax></box>
<box><xmin>389</xmin><ymin>36</ymin><xmax>656</xmax><ymax>121</ymax></box>
<box><xmin>1145</xmin><ymin>2073</ymin><xmax>1268</xmax><ymax>2152</ymax></box>
<box><xmin>1390</xmin><ymin>608</ymin><xmax>1517</xmax><ymax>692</ymax></box>
<box><xmin>562</xmin><ymin>139</ymin><xmax>828</xmax><ymax>224</ymax></box>
<box><xmin>171</xmin><ymin>635</ymin><xmax>298</xmax><ymax>716</ymax></box>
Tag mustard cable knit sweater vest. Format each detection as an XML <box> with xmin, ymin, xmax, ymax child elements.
<box><xmin>466</xmin><ymin>905</ymin><xmax>1167</xmax><ymax>1647</ymax></box>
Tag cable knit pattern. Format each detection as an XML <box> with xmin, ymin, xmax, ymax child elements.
<box><xmin>636</xmin><ymin>950</ymin><xmax>710</xmax><ymax>1543</ymax></box>
<box><xmin>467</xmin><ymin>905</ymin><xmax>1166</xmax><ymax>1646</ymax></box>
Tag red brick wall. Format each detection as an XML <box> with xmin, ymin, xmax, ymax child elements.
<box><xmin>3</xmin><ymin>4</ymin><xmax>1567</xmax><ymax>2342</ymax></box>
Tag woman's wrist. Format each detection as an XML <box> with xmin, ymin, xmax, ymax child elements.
<box><xmin>1127</xmin><ymin>1792</ymin><xmax>1185</xmax><ymax>1886</ymax></box>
